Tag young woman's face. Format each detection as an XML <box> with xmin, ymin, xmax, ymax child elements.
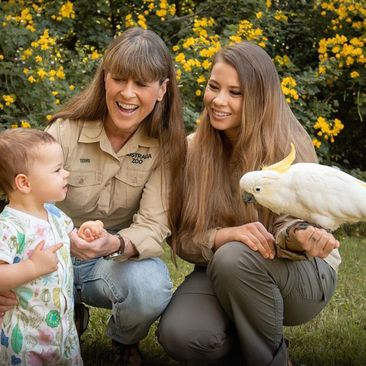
<box><xmin>104</xmin><ymin>72</ymin><xmax>168</xmax><ymax>136</ymax></box>
<box><xmin>27</xmin><ymin>142</ymin><xmax>69</xmax><ymax>203</ymax></box>
<box><xmin>204</xmin><ymin>61</ymin><xmax>243</xmax><ymax>141</ymax></box>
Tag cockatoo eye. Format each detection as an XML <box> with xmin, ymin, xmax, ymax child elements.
<box><xmin>255</xmin><ymin>187</ymin><xmax>261</xmax><ymax>192</ymax></box>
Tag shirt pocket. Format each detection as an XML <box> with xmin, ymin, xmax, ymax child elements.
<box><xmin>115</xmin><ymin>170</ymin><xmax>150</xmax><ymax>209</ymax></box>
<box><xmin>64</xmin><ymin>171</ymin><xmax>102</xmax><ymax>214</ymax></box>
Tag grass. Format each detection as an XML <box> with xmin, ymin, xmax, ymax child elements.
<box><xmin>80</xmin><ymin>232</ymin><xmax>366</xmax><ymax>366</ymax></box>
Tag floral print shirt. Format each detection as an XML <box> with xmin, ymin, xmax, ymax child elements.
<box><xmin>0</xmin><ymin>204</ymin><xmax>82</xmax><ymax>365</ymax></box>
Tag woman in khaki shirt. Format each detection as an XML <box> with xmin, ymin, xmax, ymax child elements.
<box><xmin>158</xmin><ymin>42</ymin><xmax>340</xmax><ymax>365</ymax></box>
<box><xmin>0</xmin><ymin>27</ymin><xmax>186</xmax><ymax>366</ymax></box>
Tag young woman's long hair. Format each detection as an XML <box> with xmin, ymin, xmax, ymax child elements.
<box><xmin>49</xmin><ymin>27</ymin><xmax>186</xmax><ymax>227</ymax></box>
<box><xmin>171</xmin><ymin>41</ymin><xmax>317</xmax><ymax>257</ymax></box>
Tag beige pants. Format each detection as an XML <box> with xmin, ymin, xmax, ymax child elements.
<box><xmin>157</xmin><ymin>242</ymin><xmax>336</xmax><ymax>366</ymax></box>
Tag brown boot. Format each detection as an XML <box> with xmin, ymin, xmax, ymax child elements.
<box><xmin>111</xmin><ymin>340</ymin><xmax>143</xmax><ymax>366</ymax></box>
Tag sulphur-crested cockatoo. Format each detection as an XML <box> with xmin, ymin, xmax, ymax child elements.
<box><xmin>239</xmin><ymin>144</ymin><xmax>366</xmax><ymax>231</ymax></box>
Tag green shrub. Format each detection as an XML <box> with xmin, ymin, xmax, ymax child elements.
<box><xmin>0</xmin><ymin>0</ymin><xmax>365</xmax><ymax>172</ymax></box>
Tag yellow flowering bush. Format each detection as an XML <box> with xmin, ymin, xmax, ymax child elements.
<box><xmin>0</xmin><ymin>0</ymin><xmax>364</xmax><ymax>171</ymax></box>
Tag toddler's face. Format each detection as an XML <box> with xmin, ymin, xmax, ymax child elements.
<box><xmin>27</xmin><ymin>142</ymin><xmax>69</xmax><ymax>203</ymax></box>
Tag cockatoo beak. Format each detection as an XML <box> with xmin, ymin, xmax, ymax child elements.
<box><xmin>243</xmin><ymin>192</ymin><xmax>256</xmax><ymax>204</ymax></box>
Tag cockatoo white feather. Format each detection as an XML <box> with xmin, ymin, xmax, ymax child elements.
<box><xmin>239</xmin><ymin>144</ymin><xmax>366</xmax><ymax>231</ymax></box>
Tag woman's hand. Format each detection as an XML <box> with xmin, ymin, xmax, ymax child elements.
<box><xmin>215</xmin><ymin>222</ymin><xmax>275</xmax><ymax>259</ymax></box>
<box><xmin>0</xmin><ymin>290</ymin><xmax>17</xmax><ymax>315</ymax></box>
<box><xmin>69</xmin><ymin>228</ymin><xmax>118</xmax><ymax>260</ymax></box>
<box><xmin>292</xmin><ymin>225</ymin><xmax>340</xmax><ymax>258</ymax></box>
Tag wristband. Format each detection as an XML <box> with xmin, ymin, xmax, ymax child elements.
<box><xmin>104</xmin><ymin>234</ymin><xmax>125</xmax><ymax>260</ymax></box>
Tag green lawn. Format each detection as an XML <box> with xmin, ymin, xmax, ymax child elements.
<box><xmin>81</xmin><ymin>233</ymin><xmax>366</xmax><ymax>365</ymax></box>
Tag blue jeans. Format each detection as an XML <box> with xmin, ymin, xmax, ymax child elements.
<box><xmin>73</xmin><ymin>256</ymin><xmax>173</xmax><ymax>344</ymax></box>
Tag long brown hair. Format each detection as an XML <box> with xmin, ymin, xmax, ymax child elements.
<box><xmin>170</xmin><ymin>41</ymin><xmax>316</xmax><ymax>257</ymax></box>
<box><xmin>50</xmin><ymin>27</ymin><xmax>186</xmax><ymax>229</ymax></box>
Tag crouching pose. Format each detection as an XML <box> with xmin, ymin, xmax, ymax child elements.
<box><xmin>158</xmin><ymin>41</ymin><xmax>340</xmax><ymax>366</ymax></box>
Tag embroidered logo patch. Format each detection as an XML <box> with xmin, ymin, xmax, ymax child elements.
<box><xmin>127</xmin><ymin>153</ymin><xmax>152</xmax><ymax>164</ymax></box>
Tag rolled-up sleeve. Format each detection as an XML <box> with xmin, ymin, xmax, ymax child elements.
<box><xmin>175</xmin><ymin>227</ymin><xmax>221</xmax><ymax>266</ymax></box>
<box><xmin>273</xmin><ymin>214</ymin><xmax>311</xmax><ymax>260</ymax></box>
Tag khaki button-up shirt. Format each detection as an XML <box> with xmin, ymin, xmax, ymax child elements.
<box><xmin>45</xmin><ymin>118</ymin><xmax>170</xmax><ymax>259</ymax></box>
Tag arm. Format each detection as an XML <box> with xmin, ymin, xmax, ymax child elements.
<box><xmin>214</xmin><ymin>222</ymin><xmax>275</xmax><ymax>259</ymax></box>
<box><xmin>273</xmin><ymin>215</ymin><xmax>339</xmax><ymax>259</ymax></box>
<box><xmin>0</xmin><ymin>241</ymin><xmax>62</xmax><ymax>292</ymax></box>
<box><xmin>69</xmin><ymin>229</ymin><xmax>138</xmax><ymax>259</ymax></box>
<box><xmin>0</xmin><ymin>291</ymin><xmax>18</xmax><ymax>313</ymax></box>
<box><xmin>119</xmin><ymin>164</ymin><xmax>170</xmax><ymax>260</ymax></box>
<box><xmin>175</xmin><ymin>222</ymin><xmax>276</xmax><ymax>266</ymax></box>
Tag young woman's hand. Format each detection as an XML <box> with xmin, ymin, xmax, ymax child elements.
<box><xmin>28</xmin><ymin>240</ymin><xmax>63</xmax><ymax>277</ymax></box>
<box><xmin>292</xmin><ymin>226</ymin><xmax>339</xmax><ymax>258</ymax></box>
<box><xmin>215</xmin><ymin>222</ymin><xmax>275</xmax><ymax>259</ymax></box>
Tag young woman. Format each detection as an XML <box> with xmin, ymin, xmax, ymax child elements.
<box><xmin>158</xmin><ymin>41</ymin><xmax>340</xmax><ymax>366</ymax></box>
<box><xmin>0</xmin><ymin>27</ymin><xmax>186</xmax><ymax>366</ymax></box>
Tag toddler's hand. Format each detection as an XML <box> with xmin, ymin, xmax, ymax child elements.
<box><xmin>78</xmin><ymin>220</ymin><xmax>104</xmax><ymax>242</ymax></box>
<box><xmin>29</xmin><ymin>240</ymin><xmax>63</xmax><ymax>277</ymax></box>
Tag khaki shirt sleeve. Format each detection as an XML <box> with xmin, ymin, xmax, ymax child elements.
<box><xmin>273</xmin><ymin>214</ymin><xmax>312</xmax><ymax>260</ymax></box>
<box><xmin>175</xmin><ymin>227</ymin><xmax>221</xmax><ymax>266</ymax></box>
<box><xmin>120</xmin><ymin>164</ymin><xmax>170</xmax><ymax>260</ymax></box>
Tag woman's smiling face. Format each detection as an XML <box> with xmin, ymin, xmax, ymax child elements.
<box><xmin>204</xmin><ymin>60</ymin><xmax>243</xmax><ymax>142</ymax></box>
<box><xmin>104</xmin><ymin>72</ymin><xmax>168</xmax><ymax>135</ymax></box>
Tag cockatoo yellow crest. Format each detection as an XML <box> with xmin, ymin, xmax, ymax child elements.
<box><xmin>240</xmin><ymin>144</ymin><xmax>366</xmax><ymax>231</ymax></box>
<box><xmin>262</xmin><ymin>143</ymin><xmax>296</xmax><ymax>174</ymax></box>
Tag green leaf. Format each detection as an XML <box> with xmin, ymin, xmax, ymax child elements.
<box><xmin>11</xmin><ymin>324</ymin><xmax>23</xmax><ymax>354</ymax></box>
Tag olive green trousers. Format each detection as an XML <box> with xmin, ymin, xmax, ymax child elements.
<box><xmin>157</xmin><ymin>242</ymin><xmax>336</xmax><ymax>366</ymax></box>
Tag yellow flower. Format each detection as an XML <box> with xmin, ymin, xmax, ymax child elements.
<box><xmin>21</xmin><ymin>120</ymin><xmax>31</xmax><ymax>128</ymax></box>
<box><xmin>175</xmin><ymin>53</ymin><xmax>186</xmax><ymax>63</ymax></box>
<box><xmin>318</xmin><ymin>66</ymin><xmax>326</xmax><ymax>74</ymax></box>
<box><xmin>0</xmin><ymin>103</ymin><xmax>3</xmax><ymax>110</ymax></box>
<box><xmin>172</xmin><ymin>45</ymin><xmax>179</xmax><ymax>52</ymax></box>
<box><xmin>28</xmin><ymin>76</ymin><xmax>37</xmax><ymax>83</ymax></box>
<box><xmin>195</xmin><ymin>90</ymin><xmax>202</xmax><ymax>96</ymax></box>
<box><xmin>2</xmin><ymin>95</ymin><xmax>15</xmax><ymax>106</ymax></box>
<box><xmin>256</xmin><ymin>11</ymin><xmax>263</xmax><ymax>19</ymax></box>
<box><xmin>350</xmin><ymin>71</ymin><xmax>359</xmax><ymax>78</ymax></box>
<box><xmin>197</xmin><ymin>75</ymin><xmax>206</xmax><ymax>83</ymax></box>
<box><xmin>37</xmin><ymin>68</ymin><xmax>47</xmax><ymax>79</ymax></box>
<box><xmin>11</xmin><ymin>124</ymin><xmax>19</xmax><ymax>129</ymax></box>
<box><xmin>312</xmin><ymin>138</ymin><xmax>322</xmax><ymax>148</ymax></box>
<box><xmin>229</xmin><ymin>35</ymin><xmax>242</xmax><ymax>44</ymax></box>
<box><xmin>176</xmin><ymin>68</ymin><xmax>181</xmax><ymax>81</ymax></box>
<box><xmin>35</xmin><ymin>55</ymin><xmax>43</xmax><ymax>63</ymax></box>
<box><xmin>202</xmin><ymin>60</ymin><xmax>211</xmax><ymax>70</ymax></box>
<box><xmin>46</xmin><ymin>115</ymin><xmax>53</xmax><ymax>121</ymax></box>
<box><xmin>156</xmin><ymin>9</ymin><xmax>167</xmax><ymax>17</ymax></box>
<box><xmin>59</xmin><ymin>1</ymin><xmax>75</xmax><ymax>19</ymax></box>
<box><xmin>183</xmin><ymin>37</ymin><xmax>195</xmax><ymax>49</ymax></box>
<box><xmin>91</xmin><ymin>50</ymin><xmax>101</xmax><ymax>60</ymax></box>
<box><xmin>52</xmin><ymin>91</ymin><xmax>59</xmax><ymax>96</ymax></box>
<box><xmin>69</xmin><ymin>85</ymin><xmax>75</xmax><ymax>90</ymax></box>
<box><xmin>23</xmin><ymin>68</ymin><xmax>30</xmax><ymax>75</ymax></box>
<box><xmin>56</xmin><ymin>67</ymin><xmax>65</xmax><ymax>79</ymax></box>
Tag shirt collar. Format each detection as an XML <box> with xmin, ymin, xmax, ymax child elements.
<box><xmin>78</xmin><ymin>120</ymin><xmax>159</xmax><ymax>156</ymax></box>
